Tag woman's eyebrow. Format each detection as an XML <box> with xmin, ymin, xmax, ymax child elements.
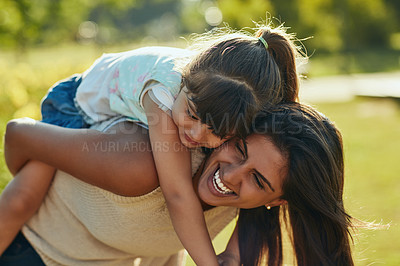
<box><xmin>255</xmin><ymin>170</ymin><xmax>275</xmax><ymax>192</ymax></box>
<box><xmin>242</xmin><ymin>139</ymin><xmax>248</xmax><ymax>159</ymax></box>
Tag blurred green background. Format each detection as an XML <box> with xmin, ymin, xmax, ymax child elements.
<box><xmin>0</xmin><ymin>0</ymin><xmax>399</xmax><ymax>265</ymax></box>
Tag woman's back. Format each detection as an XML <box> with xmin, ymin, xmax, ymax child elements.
<box><xmin>22</xmin><ymin>119</ymin><xmax>237</xmax><ymax>265</ymax></box>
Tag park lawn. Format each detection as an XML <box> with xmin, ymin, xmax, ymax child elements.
<box><xmin>0</xmin><ymin>45</ymin><xmax>399</xmax><ymax>265</ymax></box>
<box><xmin>305</xmin><ymin>49</ymin><xmax>400</xmax><ymax>77</ymax></box>
<box><xmin>314</xmin><ymin>98</ymin><xmax>400</xmax><ymax>265</ymax></box>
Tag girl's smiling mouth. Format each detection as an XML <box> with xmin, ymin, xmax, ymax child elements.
<box><xmin>184</xmin><ymin>132</ymin><xmax>200</xmax><ymax>146</ymax></box>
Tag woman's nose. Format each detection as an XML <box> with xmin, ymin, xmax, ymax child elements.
<box><xmin>222</xmin><ymin>163</ymin><xmax>244</xmax><ymax>186</ymax></box>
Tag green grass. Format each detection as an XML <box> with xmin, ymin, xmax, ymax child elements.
<box><xmin>314</xmin><ymin>98</ymin><xmax>400</xmax><ymax>265</ymax></box>
<box><xmin>1</xmin><ymin>45</ymin><xmax>399</xmax><ymax>265</ymax></box>
<box><xmin>306</xmin><ymin>49</ymin><xmax>400</xmax><ymax>77</ymax></box>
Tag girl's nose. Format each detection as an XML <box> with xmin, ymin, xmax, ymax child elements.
<box><xmin>190</xmin><ymin>122</ymin><xmax>206</xmax><ymax>141</ymax></box>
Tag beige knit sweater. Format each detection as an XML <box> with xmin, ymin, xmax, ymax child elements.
<box><xmin>22</xmin><ymin>119</ymin><xmax>238</xmax><ymax>266</ymax></box>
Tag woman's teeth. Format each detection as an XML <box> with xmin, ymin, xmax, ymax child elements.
<box><xmin>213</xmin><ymin>169</ymin><xmax>233</xmax><ymax>194</ymax></box>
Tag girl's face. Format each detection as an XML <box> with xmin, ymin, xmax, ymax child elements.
<box><xmin>171</xmin><ymin>89</ymin><xmax>229</xmax><ymax>148</ymax></box>
<box><xmin>194</xmin><ymin>134</ymin><xmax>287</xmax><ymax>209</ymax></box>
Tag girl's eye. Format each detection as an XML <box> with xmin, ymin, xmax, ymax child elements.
<box><xmin>253</xmin><ymin>173</ymin><xmax>265</xmax><ymax>190</ymax></box>
<box><xmin>186</xmin><ymin>108</ymin><xmax>199</xmax><ymax>120</ymax></box>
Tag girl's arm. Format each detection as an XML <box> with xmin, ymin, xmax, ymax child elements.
<box><xmin>0</xmin><ymin>160</ymin><xmax>55</xmax><ymax>255</ymax></box>
<box><xmin>143</xmin><ymin>94</ymin><xmax>218</xmax><ymax>266</ymax></box>
<box><xmin>4</xmin><ymin>118</ymin><xmax>159</xmax><ymax>197</ymax></box>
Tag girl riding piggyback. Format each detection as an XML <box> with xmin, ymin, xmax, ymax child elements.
<box><xmin>0</xmin><ymin>23</ymin><xmax>301</xmax><ymax>265</ymax></box>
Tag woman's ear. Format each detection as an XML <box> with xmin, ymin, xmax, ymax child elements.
<box><xmin>265</xmin><ymin>199</ymin><xmax>288</xmax><ymax>209</ymax></box>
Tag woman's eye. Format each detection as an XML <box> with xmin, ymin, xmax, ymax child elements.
<box><xmin>253</xmin><ymin>174</ymin><xmax>265</xmax><ymax>190</ymax></box>
<box><xmin>235</xmin><ymin>142</ymin><xmax>246</xmax><ymax>160</ymax></box>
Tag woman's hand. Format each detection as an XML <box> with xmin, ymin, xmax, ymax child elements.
<box><xmin>217</xmin><ymin>251</ymin><xmax>240</xmax><ymax>266</ymax></box>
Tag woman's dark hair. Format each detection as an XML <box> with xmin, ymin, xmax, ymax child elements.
<box><xmin>180</xmin><ymin>23</ymin><xmax>302</xmax><ymax>139</ymax></box>
<box><xmin>238</xmin><ymin>103</ymin><xmax>354</xmax><ymax>266</ymax></box>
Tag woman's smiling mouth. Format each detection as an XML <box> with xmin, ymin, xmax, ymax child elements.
<box><xmin>211</xmin><ymin>167</ymin><xmax>234</xmax><ymax>195</ymax></box>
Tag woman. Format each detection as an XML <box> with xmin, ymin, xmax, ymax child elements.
<box><xmin>0</xmin><ymin>103</ymin><xmax>354</xmax><ymax>265</ymax></box>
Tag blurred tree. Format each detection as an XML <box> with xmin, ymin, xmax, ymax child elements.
<box><xmin>230</xmin><ymin>0</ymin><xmax>396</xmax><ymax>52</ymax></box>
<box><xmin>385</xmin><ymin>0</ymin><xmax>400</xmax><ymax>26</ymax></box>
<box><xmin>270</xmin><ymin>0</ymin><xmax>395</xmax><ymax>52</ymax></box>
<box><xmin>217</xmin><ymin>0</ymin><xmax>274</xmax><ymax>29</ymax></box>
<box><xmin>296</xmin><ymin>0</ymin><xmax>343</xmax><ymax>52</ymax></box>
<box><xmin>89</xmin><ymin>0</ymin><xmax>180</xmax><ymax>42</ymax></box>
<box><xmin>0</xmin><ymin>0</ymin><xmax>42</xmax><ymax>52</ymax></box>
<box><xmin>180</xmin><ymin>0</ymin><xmax>209</xmax><ymax>34</ymax></box>
<box><xmin>345</xmin><ymin>0</ymin><xmax>395</xmax><ymax>49</ymax></box>
<box><xmin>0</xmin><ymin>0</ymin><xmax>399</xmax><ymax>53</ymax></box>
<box><xmin>39</xmin><ymin>0</ymin><xmax>92</xmax><ymax>44</ymax></box>
<box><xmin>0</xmin><ymin>0</ymin><xmax>143</xmax><ymax>50</ymax></box>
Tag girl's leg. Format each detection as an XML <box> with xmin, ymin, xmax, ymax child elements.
<box><xmin>0</xmin><ymin>74</ymin><xmax>83</xmax><ymax>255</ymax></box>
<box><xmin>0</xmin><ymin>161</ymin><xmax>55</xmax><ymax>255</ymax></box>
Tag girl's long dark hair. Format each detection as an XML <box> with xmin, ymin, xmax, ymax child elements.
<box><xmin>238</xmin><ymin>103</ymin><xmax>354</xmax><ymax>266</ymax></box>
<box><xmin>180</xmin><ymin>23</ymin><xmax>302</xmax><ymax>139</ymax></box>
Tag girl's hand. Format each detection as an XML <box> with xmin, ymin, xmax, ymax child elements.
<box><xmin>217</xmin><ymin>251</ymin><xmax>240</xmax><ymax>266</ymax></box>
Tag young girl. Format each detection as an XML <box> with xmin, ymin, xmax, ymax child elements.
<box><xmin>0</xmin><ymin>24</ymin><xmax>301</xmax><ymax>265</ymax></box>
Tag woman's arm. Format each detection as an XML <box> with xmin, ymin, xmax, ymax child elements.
<box><xmin>0</xmin><ymin>160</ymin><xmax>55</xmax><ymax>255</ymax></box>
<box><xmin>143</xmin><ymin>94</ymin><xmax>218</xmax><ymax>266</ymax></box>
<box><xmin>4</xmin><ymin>118</ymin><xmax>159</xmax><ymax>196</ymax></box>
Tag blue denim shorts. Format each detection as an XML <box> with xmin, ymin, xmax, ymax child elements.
<box><xmin>41</xmin><ymin>74</ymin><xmax>89</xmax><ymax>128</ymax></box>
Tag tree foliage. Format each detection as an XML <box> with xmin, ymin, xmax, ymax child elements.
<box><xmin>0</xmin><ymin>0</ymin><xmax>398</xmax><ymax>53</ymax></box>
<box><xmin>216</xmin><ymin>0</ymin><xmax>397</xmax><ymax>52</ymax></box>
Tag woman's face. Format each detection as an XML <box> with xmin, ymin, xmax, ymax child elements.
<box><xmin>195</xmin><ymin>134</ymin><xmax>287</xmax><ymax>209</ymax></box>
